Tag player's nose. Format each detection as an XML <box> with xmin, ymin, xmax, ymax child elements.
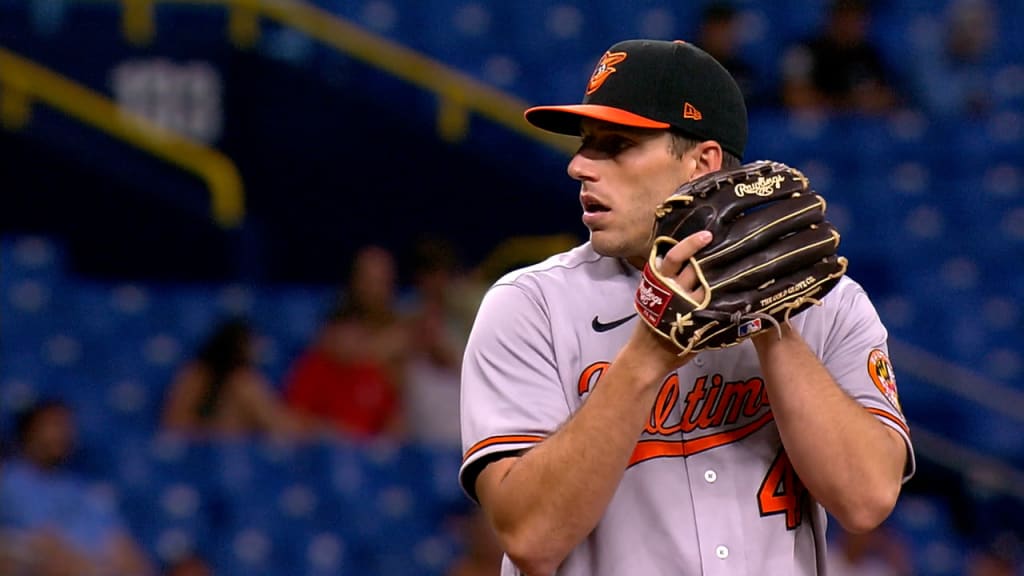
<box><xmin>567</xmin><ymin>153</ymin><xmax>597</xmax><ymax>182</ymax></box>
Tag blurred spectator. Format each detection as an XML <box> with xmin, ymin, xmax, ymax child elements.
<box><xmin>161</xmin><ymin>317</ymin><xmax>307</xmax><ymax>439</ymax></box>
<box><xmin>399</xmin><ymin>237</ymin><xmax>473</xmax><ymax>448</ymax></box>
<box><xmin>163</xmin><ymin>552</ymin><xmax>213</xmax><ymax>576</ymax></box>
<box><xmin>966</xmin><ymin>531</ymin><xmax>1023</xmax><ymax>576</ymax></box>
<box><xmin>695</xmin><ymin>1</ymin><xmax>766</xmax><ymax>106</ymax></box>
<box><xmin>780</xmin><ymin>0</ymin><xmax>899</xmax><ymax>114</ymax></box>
<box><xmin>909</xmin><ymin>0</ymin><xmax>999</xmax><ymax>118</ymax></box>
<box><xmin>0</xmin><ymin>399</ymin><xmax>156</xmax><ymax>576</ymax></box>
<box><xmin>826</xmin><ymin>523</ymin><xmax>912</xmax><ymax>576</ymax></box>
<box><xmin>284</xmin><ymin>245</ymin><xmax>408</xmax><ymax>440</ymax></box>
<box><xmin>447</xmin><ymin>507</ymin><xmax>504</xmax><ymax>576</ymax></box>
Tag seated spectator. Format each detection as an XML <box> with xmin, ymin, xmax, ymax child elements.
<box><xmin>780</xmin><ymin>0</ymin><xmax>899</xmax><ymax>114</ymax></box>
<box><xmin>163</xmin><ymin>551</ymin><xmax>213</xmax><ymax>576</ymax></box>
<box><xmin>695</xmin><ymin>1</ymin><xmax>766</xmax><ymax>107</ymax></box>
<box><xmin>161</xmin><ymin>317</ymin><xmax>307</xmax><ymax>439</ymax></box>
<box><xmin>284</xmin><ymin>245</ymin><xmax>408</xmax><ymax>440</ymax></box>
<box><xmin>909</xmin><ymin>0</ymin><xmax>999</xmax><ymax>119</ymax></box>
<box><xmin>399</xmin><ymin>237</ymin><xmax>473</xmax><ymax>448</ymax></box>
<box><xmin>0</xmin><ymin>399</ymin><xmax>156</xmax><ymax>576</ymax></box>
<box><xmin>966</xmin><ymin>531</ymin><xmax>1022</xmax><ymax>576</ymax></box>
<box><xmin>447</xmin><ymin>508</ymin><xmax>503</xmax><ymax>576</ymax></box>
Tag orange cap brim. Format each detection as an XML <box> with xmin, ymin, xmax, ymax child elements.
<box><xmin>524</xmin><ymin>104</ymin><xmax>670</xmax><ymax>136</ymax></box>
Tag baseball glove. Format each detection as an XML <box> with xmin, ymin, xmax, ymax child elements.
<box><xmin>634</xmin><ymin>160</ymin><xmax>848</xmax><ymax>355</ymax></box>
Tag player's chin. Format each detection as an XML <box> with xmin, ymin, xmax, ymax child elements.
<box><xmin>589</xmin><ymin>230</ymin><xmax>634</xmax><ymax>259</ymax></box>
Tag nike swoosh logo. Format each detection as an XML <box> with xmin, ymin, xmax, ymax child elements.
<box><xmin>592</xmin><ymin>313</ymin><xmax>637</xmax><ymax>333</ymax></box>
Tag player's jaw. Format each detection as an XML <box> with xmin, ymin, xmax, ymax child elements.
<box><xmin>581</xmin><ymin>191</ymin><xmax>651</xmax><ymax>261</ymax></box>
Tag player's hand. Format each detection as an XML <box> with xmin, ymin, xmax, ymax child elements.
<box><xmin>655</xmin><ymin>230</ymin><xmax>712</xmax><ymax>303</ymax></box>
<box><xmin>631</xmin><ymin>230</ymin><xmax>713</xmax><ymax>365</ymax></box>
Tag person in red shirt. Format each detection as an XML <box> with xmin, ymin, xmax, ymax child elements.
<box><xmin>284</xmin><ymin>245</ymin><xmax>408</xmax><ymax>439</ymax></box>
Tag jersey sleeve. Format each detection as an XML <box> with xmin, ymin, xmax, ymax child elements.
<box><xmin>458</xmin><ymin>280</ymin><xmax>569</xmax><ymax>501</ymax></box>
<box><xmin>814</xmin><ymin>279</ymin><xmax>916</xmax><ymax>482</ymax></box>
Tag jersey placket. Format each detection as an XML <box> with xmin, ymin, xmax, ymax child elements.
<box><xmin>685</xmin><ymin>449</ymin><xmax>748</xmax><ymax>574</ymax></box>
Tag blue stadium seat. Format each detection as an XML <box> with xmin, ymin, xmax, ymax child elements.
<box><xmin>746</xmin><ymin>112</ymin><xmax>858</xmax><ymax>178</ymax></box>
<box><xmin>912</xmin><ymin>536</ymin><xmax>968</xmax><ymax>576</ymax></box>
<box><xmin>945</xmin><ymin>114</ymin><xmax>1023</xmax><ymax>184</ymax></box>
<box><xmin>212</xmin><ymin>526</ymin><xmax>281</xmax><ymax>576</ymax></box>
<box><xmin>598</xmin><ymin>0</ymin><xmax>700</xmax><ymax>41</ymax></box>
<box><xmin>73</xmin><ymin>283</ymin><xmax>154</xmax><ymax>344</ymax></box>
<box><xmin>209</xmin><ymin>439</ymin><xmax>329</xmax><ymax>540</ymax></box>
<box><xmin>207</xmin><ymin>438</ymin><xmax>421</xmax><ymax>575</ymax></box>
<box><xmin>846</xmin><ymin>112</ymin><xmax>947</xmax><ymax>177</ymax></box>
<box><xmin>306</xmin><ymin>438</ymin><xmax>467</xmax><ymax>574</ymax></box>
<box><xmin>288</xmin><ymin>527</ymin><xmax>365</xmax><ymax>576</ymax></box>
<box><xmin>103</xmin><ymin>435</ymin><xmax>216</xmax><ymax>564</ymax></box>
<box><xmin>0</xmin><ymin>235</ymin><xmax>64</xmax><ymax>285</ymax></box>
<box><xmin>506</xmin><ymin>0</ymin><xmax>602</xmax><ymax>86</ymax></box>
<box><xmin>992</xmin><ymin>0</ymin><xmax>1024</xmax><ymax>68</ymax></box>
<box><xmin>893</xmin><ymin>256</ymin><xmax>989</xmax><ymax>362</ymax></box>
<box><xmin>151</xmin><ymin>287</ymin><xmax>221</xmax><ymax>348</ymax></box>
<box><xmin>92</xmin><ymin>333</ymin><xmax>181</xmax><ymax>416</ymax></box>
<box><xmin>2</xmin><ymin>277</ymin><xmax>64</xmax><ymax>345</ymax></box>
<box><xmin>953</xmin><ymin>168</ymin><xmax>1024</xmax><ymax>274</ymax></box>
<box><xmin>963</xmin><ymin>407</ymin><xmax>1024</xmax><ymax>466</ymax></box>
<box><xmin>896</xmin><ymin>373</ymin><xmax>966</xmax><ymax>438</ymax></box>
<box><xmin>888</xmin><ymin>493</ymin><xmax>964</xmax><ymax>575</ymax></box>
<box><xmin>334</xmin><ymin>0</ymin><xmax>413</xmax><ymax>45</ymax></box>
<box><xmin>411</xmin><ymin>0</ymin><xmax>505</xmax><ymax>79</ymax></box>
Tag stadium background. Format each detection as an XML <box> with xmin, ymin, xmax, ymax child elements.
<box><xmin>1</xmin><ymin>0</ymin><xmax>1023</xmax><ymax>574</ymax></box>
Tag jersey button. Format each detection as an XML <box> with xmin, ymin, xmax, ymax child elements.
<box><xmin>694</xmin><ymin>356</ymin><xmax>705</xmax><ymax>366</ymax></box>
<box><xmin>715</xmin><ymin>545</ymin><xmax>729</xmax><ymax>559</ymax></box>
<box><xmin>704</xmin><ymin>470</ymin><xmax>717</xmax><ymax>483</ymax></box>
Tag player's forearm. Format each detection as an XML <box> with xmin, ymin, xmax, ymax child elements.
<box><xmin>753</xmin><ymin>327</ymin><xmax>905</xmax><ymax>533</ymax></box>
<box><xmin>482</xmin><ymin>340</ymin><xmax>671</xmax><ymax>574</ymax></box>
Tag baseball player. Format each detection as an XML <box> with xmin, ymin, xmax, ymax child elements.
<box><xmin>458</xmin><ymin>39</ymin><xmax>914</xmax><ymax>575</ymax></box>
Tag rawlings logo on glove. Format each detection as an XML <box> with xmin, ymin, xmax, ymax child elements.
<box><xmin>733</xmin><ymin>174</ymin><xmax>786</xmax><ymax>197</ymax></box>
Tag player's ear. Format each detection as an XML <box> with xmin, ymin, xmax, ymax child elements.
<box><xmin>689</xmin><ymin>141</ymin><xmax>724</xmax><ymax>179</ymax></box>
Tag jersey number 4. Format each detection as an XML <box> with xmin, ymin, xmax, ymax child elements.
<box><xmin>757</xmin><ymin>448</ymin><xmax>806</xmax><ymax>530</ymax></box>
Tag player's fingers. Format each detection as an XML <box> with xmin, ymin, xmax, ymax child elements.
<box><xmin>677</xmin><ymin>258</ymin><xmax>699</xmax><ymax>291</ymax></box>
<box><xmin>691</xmin><ymin>286</ymin><xmax>706</xmax><ymax>303</ymax></box>
<box><xmin>661</xmin><ymin>231</ymin><xmax>712</xmax><ymax>276</ymax></box>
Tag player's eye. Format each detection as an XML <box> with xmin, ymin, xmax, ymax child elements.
<box><xmin>577</xmin><ymin>135</ymin><xmax>633</xmax><ymax>157</ymax></box>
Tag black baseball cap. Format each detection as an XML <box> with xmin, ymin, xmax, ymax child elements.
<box><xmin>525</xmin><ymin>39</ymin><xmax>748</xmax><ymax>159</ymax></box>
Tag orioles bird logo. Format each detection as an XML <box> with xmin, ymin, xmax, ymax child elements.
<box><xmin>587</xmin><ymin>51</ymin><xmax>627</xmax><ymax>95</ymax></box>
<box><xmin>868</xmin><ymin>349</ymin><xmax>902</xmax><ymax>413</ymax></box>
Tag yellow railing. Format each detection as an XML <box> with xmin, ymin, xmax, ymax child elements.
<box><xmin>110</xmin><ymin>0</ymin><xmax>580</xmax><ymax>154</ymax></box>
<box><xmin>0</xmin><ymin>48</ymin><xmax>245</xmax><ymax>228</ymax></box>
<box><xmin>475</xmin><ymin>233</ymin><xmax>581</xmax><ymax>282</ymax></box>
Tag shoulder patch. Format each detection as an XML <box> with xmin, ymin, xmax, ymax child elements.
<box><xmin>868</xmin><ymin>349</ymin><xmax>901</xmax><ymax>413</ymax></box>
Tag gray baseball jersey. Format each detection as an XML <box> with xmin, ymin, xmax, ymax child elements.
<box><xmin>459</xmin><ymin>242</ymin><xmax>915</xmax><ymax>576</ymax></box>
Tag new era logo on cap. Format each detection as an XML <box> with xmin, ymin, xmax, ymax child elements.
<box><xmin>523</xmin><ymin>39</ymin><xmax>748</xmax><ymax>159</ymax></box>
